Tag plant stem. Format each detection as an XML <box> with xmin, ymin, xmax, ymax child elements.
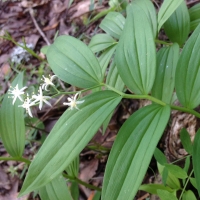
<box><xmin>63</xmin><ymin>173</ymin><xmax>101</xmax><ymax>191</ymax></box>
<box><xmin>155</xmin><ymin>39</ymin><xmax>173</xmax><ymax>46</ymax></box>
<box><xmin>179</xmin><ymin>169</ymin><xmax>194</xmax><ymax>200</ymax></box>
<box><xmin>0</xmin><ymin>156</ymin><xmax>31</xmax><ymax>164</ymax></box>
<box><xmin>171</xmin><ymin>105</ymin><xmax>200</xmax><ymax>118</ymax></box>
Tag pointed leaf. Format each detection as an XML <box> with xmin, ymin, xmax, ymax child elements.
<box><xmin>89</xmin><ymin>34</ymin><xmax>116</xmax><ymax>53</ymax></box>
<box><xmin>182</xmin><ymin>190</ymin><xmax>197</xmax><ymax>200</ymax></box>
<box><xmin>164</xmin><ymin>164</ymin><xmax>188</xmax><ymax>179</ymax></box>
<box><xmin>180</xmin><ymin>128</ymin><xmax>193</xmax><ymax>154</ymax></box>
<box><xmin>19</xmin><ymin>90</ymin><xmax>122</xmax><ymax>196</ymax></box>
<box><xmin>158</xmin><ymin>0</ymin><xmax>184</xmax><ymax>32</ymax></box>
<box><xmin>157</xmin><ymin>189</ymin><xmax>178</xmax><ymax>200</ymax></box>
<box><xmin>139</xmin><ymin>184</ymin><xmax>173</xmax><ymax>195</ymax></box>
<box><xmin>189</xmin><ymin>3</ymin><xmax>200</xmax><ymax>31</ymax></box>
<box><xmin>46</xmin><ymin>35</ymin><xmax>102</xmax><ymax>88</ymax></box>
<box><xmin>175</xmin><ymin>24</ymin><xmax>200</xmax><ymax>109</ymax></box>
<box><xmin>98</xmin><ymin>45</ymin><xmax>117</xmax><ymax>76</ymax></box>
<box><xmin>152</xmin><ymin>44</ymin><xmax>179</xmax><ymax>104</ymax></box>
<box><xmin>154</xmin><ymin>148</ymin><xmax>167</xmax><ymax>165</ymax></box>
<box><xmin>0</xmin><ymin>73</ymin><xmax>25</xmax><ymax>157</ymax></box>
<box><xmin>115</xmin><ymin>2</ymin><xmax>156</xmax><ymax>94</ymax></box>
<box><xmin>65</xmin><ymin>156</ymin><xmax>79</xmax><ymax>178</ymax></box>
<box><xmin>164</xmin><ymin>1</ymin><xmax>190</xmax><ymax>46</ymax></box>
<box><xmin>130</xmin><ymin>0</ymin><xmax>157</xmax><ymax>38</ymax></box>
<box><xmin>102</xmin><ymin>104</ymin><xmax>170</xmax><ymax>200</ymax></box>
<box><xmin>192</xmin><ymin>129</ymin><xmax>200</xmax><ymax>196</ymax></box>
<box><xmin>99</xmin><ymin>12</ymin><xmax>125</xmax><ymax>40</ymax></box>
<box><xmin>190</xmin><ymin>177</ymin><xmax>197</xmax><ymax>189</ymax></box>
<box><xmin>39</xmin><ymin>175</ymin><xmax>73</xmax><ymax>200</ymax></box>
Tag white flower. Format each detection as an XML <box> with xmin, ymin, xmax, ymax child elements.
<box><xmin>18</xmin><ymin>96</ymin><xmax>35</xmax><ymax>117</ymax></box>
<box><xmin>8</xmin><ymin>84</ymin><xmax>27</xmax><ymax>105</ymax></box>
<box><xmin>32</xmin><ymin>87</ymin><xmax>51</xmax><ymax>110</ymax></box>
<box><xmin>63</xmin><ymin>93</ymin><xmax>84</xmax><ymax>110</ymax></box>
<box><xmin>41</xmin><ymin>75</ymin><xmax>57</xmax><ymax>91</ymax></box>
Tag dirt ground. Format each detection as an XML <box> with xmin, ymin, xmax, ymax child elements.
<box><xmin>0</xmin><ymin>0</ymin><xmax>200</xmax><ymax>199</ymax></box>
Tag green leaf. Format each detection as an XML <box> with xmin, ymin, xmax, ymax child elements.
<box><xmin>164</xmin><ymin>1</ymin><xmax>190</xmax><ymax>46</ymax></box>
<box><xmin>182</xmin><ymin>190</ymin><xmax>197</xmax><ymax>200</ymax></box>
<box><xmin>164</xmin><ymin>164</ymin><xmax>188</xmax><ymax>179</ymax></box>
<box><xmin>152</xmin><ymin>44</ymin><xmax>179</xmax><ymax>104</ymax></box>
<box><xmin>106</xmin><ymin>60</ymin><xmax>125</xmax><ymax>91</ymax></box>
<box><xmin>190</xmin><ymin>177</ymin><xmax>197</xmax><ymax>189</ymax></box>
<box><xmin>98</xmin><ymin>45</ymin><xmax>117</xmax><ymax>77</ymax></box>
<box><xmin>192</xmin><ymin>129</ymin><xmax>200</xmax><ymax>196</ymax></box>
<box><xmin>93</xmin><ymin>191</ymin><xmax>101</xmax><ymax>200</ymax></box>
<box><xmin>154</xmin><ymin>148</ymin><xmax>167</xmax><ymax>165</ymax></box>
<box><xmin>70</xmin><ymin>182</ymin><xmax>79</xmax><ymax>200</ymax></box>
<box><xmin>19</xmin><ymin>90</ymin><xmax>122</xmax><ymax>196</ymax></box>
<box><xmin>175</xmin><ymin>24</ymin><xmax>200</xmax><ymax>109</ymax></box>
<box><xmin>158</xmin><ymin>163</ymin><xmax>181</xmax><ymax>189</ymax></box>
<box><xmin>0</xmin><ymin>73</ymin><xmax>25</xmax><ymax>157</ymax></box>
<box><xmin>157</xmin><ymin>189</ymin><xmax>178</xmax><ymax>200</ymax></box>
<box><xmin>102</xmin><ymin>104</ymin><xmax>170</xmax><ymax>200</ymax></box>
<box><xmin>40</xmin><ymin>45</ymin><xmax>49</xmax><ymax>54</ymax></box>
<box><xmin>189</xmin><ymin>3</ymin><xmax>200</xmax><ymax>31</ymax></box>
<box><xmin>130</xmin><ymin>0</ymin><xmax>157</xmax><ymax>38</ymax></box>
<box><xmin>183</xmin><ymin>156</ymin><xmax>190</xmax><ymax>174</ymax></box>
<box><xmin>180</xmin><ymin>128</ymin><xmax>193</xmax><ymax>154</ymax></box>
<box><xmin>99</xmin><ymin>12</ymin><xmax>125</xmax><ymax>39</ymax></box>
<box><xmin>115</xmin><ymin>2</ymin><xmax>156</xmax><ymax>95</ymax></box>
<box><xmin>39</xmin><ymin>175</ymin><xmax>73</xmax><ymax>200</ymax></box>
<box><xmin>89</xmin><ymin>34</ymin><xmax>116</xmax><ymax>53</ymax></box>
<box><xmin>46</xmin><ymin>35</ymin><xmax>102</xmax><ymax>88</ymax></box>
<box><xmin>65</xmin><ymin>156</ymin><xmax>79</xmax><ymax>178</ymax></box>
<box><xmin>157</xmin><ymin>0</ymin><xmax>184</xmax><ymax>32</ymax></box>
<box><xmin>139</xmin><ymin>184</ymin><xmax>173</xmax><ymax>195</ymax></box>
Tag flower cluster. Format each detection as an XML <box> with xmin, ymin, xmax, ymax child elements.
<box><xmin>9</xmin><ymin>74</ymin><xmax>84</xmax><ymax>117</ymax></box>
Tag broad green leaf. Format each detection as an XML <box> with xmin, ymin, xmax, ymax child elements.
<box><xmin>103</xmin><ymin>60</ymin><xmax>124</xmax><ymax>133</ymax></box>
<box><xmin>189</xmin><ymin>3</ymin><xmax>200</xmax><ymax>31</ymax></box>
<box><xmin>89</xmin><ymin>34</ymin><xmax>116</xmax><ymax>53</ymax></box>
<box><xmin>19</xmin><ymin>90</ymin><xmax>122</xmax><ymax>196</ymax></box>
<box><xmin>65</xmin><ymin>156</ymin><xmax>79</xmax><ymax>178</ymax></box>
<box><xmin>175</xmin><ymin>24</ymin><xmax>200</xmax><ymax>109</ymax></box>
<box><xmin>152</xmin><ymin>44</ymin><xmax>179</xmax><ymax>104</ymax></box>
<box><xmin>98</xmin><ymin>45</ymin><xmax>117</xmax><ymax>77</ymax></box>
<box><xmin>164</xmin><ymin>164</ymin><xmax>188</xmax><ymax>179</ymax></box>
<box><xmin>139</xmin><ymin>184</ymin><xmax>173</xmax><ymax>195</ymax></box>
<box><xmin>99</xmin><ymin>12</ymin><xmax>125</xmax><ymax>39</ymax></box>
<box><xmin>157</xmin><ymin>0</ymin><xmax>184</xmax><ymax>32</ymax></box>
<box><xmin>182</xmin><ymin>190</ymin><xmax>197</xmax><ymax>200</ymax></box>
<box><xmin>190</xmin><ymin>177</ymin><xmax>197</xmax><ymax>189</ymax></box>
<box><xmin>106</xmin><ymin>60</ymin><xmax>125</xmax><ymax>92</ymax></box>
<box><xmin>164</xmin><ymin>1</ymin><xmax>190</xmax><ymax>46</ymax></box>
<box><xmin>157</xmin><ymin>189</ymin><xmax>178</xmax><ymax>200</ymax></box>
<box><xmin>154</xmin><ymin>148</ymin><xmax>167</xmax><ymax>165</ymax></box>
<box><xmin>70</xmin><ymin>182</ymin><xmax>79</xmax><ymax>200</ymax></box>
<box><xmin>180</xmin><ymin>128</ymin><xmax>193</xmax><ymax>154</ymax></box>
<box><xmin>93</xmin><ymin>191</ymin><xmax>101</xmax><ymax>200</ymax></box>
<box><xmin>115</xmin><ymin>2</ymin><xmax>156</xmax><ymax>95</ymax></box>
<box><xmin>0</xmin><ymin>73</ymin><xmax>25</xmax><ymax>157</ymax></box>
<box><xmin>130</xmin><ymin>0</ymin><xmax>157</xmax><ymax>38</ymax></box>
<box><xmin>192</xmin><ymin>129</ymin><xmax>200</xmax><ymax>196</ymax></box>
<box><xmin>47</xmin><ymin>35</ymin><xmax>102</xmax><ymax>88</ymax></box>
<box><xmin>102</xmin><ymin>104</ymin><xmax>170</xmax><ymax>200</ymax></box>
<box><xmin>39</xmin><ymin>175</ymin><xmax>73</xmax><ymax>200</ymax></box>
<box><xmin>40</xmin><ymin>45</ymin><xmax>49</xmax><ymax>54</ymax></box>
<box><xmin>158</xmin><ymin>163</ymin><xmax>181</xmax><ymax>189</ymax></box>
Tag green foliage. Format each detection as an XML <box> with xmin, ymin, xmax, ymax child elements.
<box><xmin>0</xmin><ymin>73</ymin><xmax>25</xmax><ymax>157</ymax></box>
<box><xmin>1</xmin><ymin>0</ymin><xmax>200</xmax><ymax>199</ymax></box>
<box><xmin>164</xmin><ymin>1</ymin><xmax>190</xmax><ymax>46</ymax></box>
<box><xmin>189</xmin><ymin>3</ymin><xmax>200</xmax><ymax>31</ymax></box>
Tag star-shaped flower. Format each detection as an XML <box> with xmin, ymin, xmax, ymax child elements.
<box><xmin>8</xmin><ymin>84</ymin><xmax>27</xmax><ymax>105</ymax></box>
<box><xmin>18</xmin><ymin>96</ymin><xmax>35</xmax><ymax>117</ymax></box>
<box><xmin>32</xmin><ymin>87</ymin><xmax>51</xmax><ymax>110</ymax></box>
<box><xmin>63</xmin><ymin>92</ymin><xmax>84</xmax><ymax>110</ymax></box>
<box><xmin>41</xmin><ymin>75</ymin><xmax>57</xmax><ymax>91</ymax></box>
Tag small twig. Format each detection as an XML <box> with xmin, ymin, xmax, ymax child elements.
<box><xmin>28</xmin><ymin>8</ymin><xmax>51</xmax><ymax>45</ymax></box>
